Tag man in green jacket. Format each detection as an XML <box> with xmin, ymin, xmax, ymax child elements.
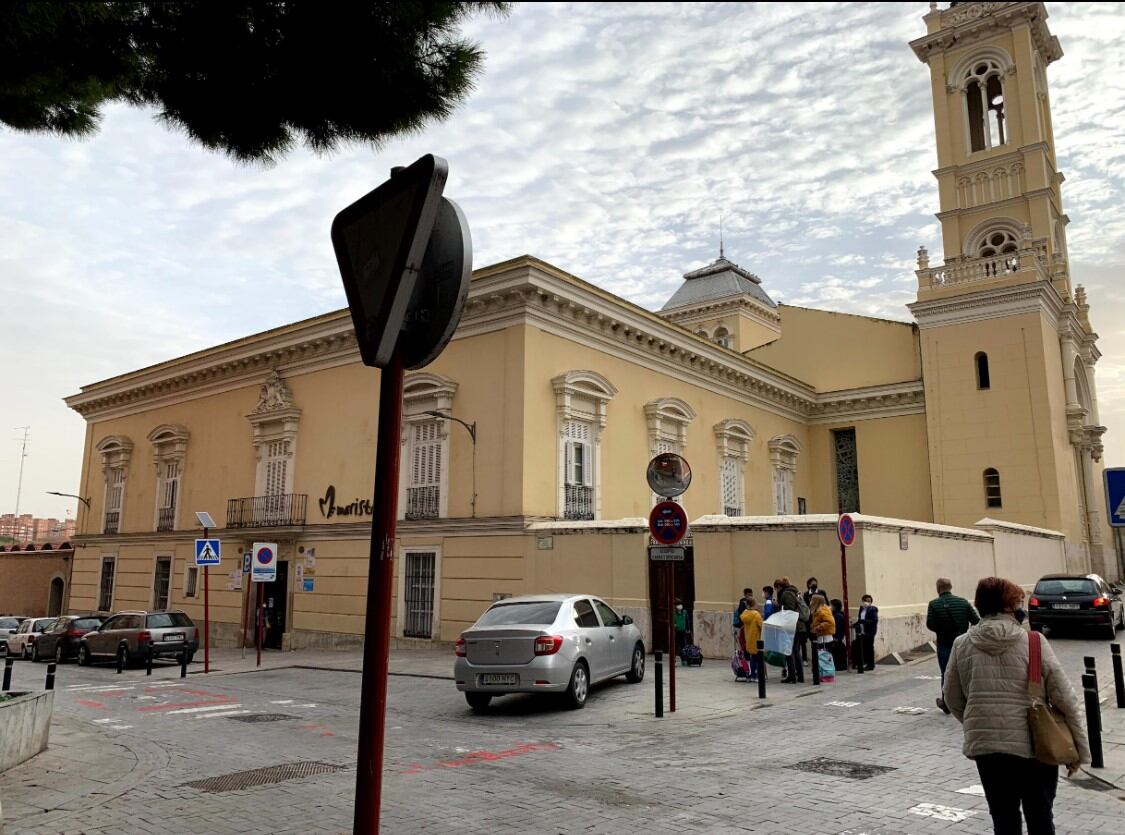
<box><xmin>927</xmin><ymin>578</ymin><xmax>979</xmax><ymax>713</ymax></box>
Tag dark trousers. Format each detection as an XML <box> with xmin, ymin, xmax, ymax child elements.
<box><xmin>937</xmin><ymin>643</ymin><xmax>952</xmax><ymax>688</ymax></box>
<box><xmin>852</xmin><ymin>633</ymin><xmax>876</xmax><ymax>669</ymax></box>
<box><xmin>785</xmin><ymin>642</ymin><xmax>804</xmax><ymax>682</ymax></box>
<box><xmin>975</xmin><ymin>753</ymin><xmax>1058</xmax><ymax>835</ymax></box>
<box><xmin>830</xmin><ymin>639</ymin><xmax>847</xmax><ymax>672</ymax></box>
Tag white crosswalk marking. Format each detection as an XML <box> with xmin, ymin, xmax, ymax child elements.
<box><xmin>165</xmin><ymin>703</ymin><xmax>242</xmax><ymax>715</ymax></box>
<box><xmin>194</xmin><ymin>710</ymin><xmax>252</xmax><ymax>719</ymax></box>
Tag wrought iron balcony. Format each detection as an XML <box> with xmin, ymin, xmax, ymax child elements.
<box><xmin>226</xmin><ymin>493</ymin><xmax>307</xmax><ymax>529</ymax></box>
<box><xmin>564</xmin><ymin>484</ymin><xmax>595</xmax><ymax>521</ymax></box>
<box><xmin>103</xmin><ymin>511</ymin><xmax>120</xmax><ymax>535</ymax></box>
<box><xmin>156</xmin><ymin>506</ymin><xmax>176</xmax><ymax>532</ymax></box>
<box><xmin>724</xmin><ymin>506</ymin><xmax>742</xmax><ymax>517</ymax></box>
<box><xmin>405</xmin><ymin>485</ymin><xmax>440</xmax><ymax>520</ymax></box>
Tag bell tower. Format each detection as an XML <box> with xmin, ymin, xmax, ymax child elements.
<box><xmin>907</xmin><ymin>2</ymin><xmax>1110</xmax><ymax>576</ymax></box>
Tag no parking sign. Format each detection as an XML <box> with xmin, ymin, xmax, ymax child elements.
<box><xmin>252</xmin><ymin>542</ymin><xmax>278</xmax><ymax>582</ymax></box>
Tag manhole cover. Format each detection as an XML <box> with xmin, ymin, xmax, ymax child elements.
<box><xmin>183</xmin><ymin>761</ymin><xmax>342</xmax><ymax>793</ymax></box>
<box><xmin>787</xmin><ymin>757</ymin><xmax>897</xmax><ymax>780</ymax></box>
<box><xmin>227</xmin><ymin>713</ymin><xmax>294</xmax><ymax>723</ymax></box>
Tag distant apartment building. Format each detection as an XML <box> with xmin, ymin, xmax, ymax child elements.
<box><xmin>0</xmin><ymin>513</ymin><xmax>75</xmax><ymax>543</ymax></box>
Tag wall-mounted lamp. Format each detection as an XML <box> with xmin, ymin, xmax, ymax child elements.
<box><xmin>422</xmin><ymin>410</ymin><xmax>478</xmax><ymax>517</ymax></box>
<box><xmin>47</xmin><ymin>491</ymin><xmax>91</xmax><ymax>509</ymax></box>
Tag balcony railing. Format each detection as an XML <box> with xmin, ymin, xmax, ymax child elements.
<box><xmin>156</xmin><ymin>506</ymin><xmax>176</xmax><ymax>532</ymax></box>
<box><xmin>405</xmin><ymin>485</ymin><xmax>440</xmax><ymax>520</ymax></box>
<box><xmin>564</xmin><ymin>484</ymin><xmax>595</xmax><ymax>521</ymax></box>
<box><xmin>916</xmin><ymin>242</ymin><xmax>1049</xmax><ymax>290</ymax></box>
<box><xmin>724</xmin><ymin>506</ymin><xmax>742</xmax><ymax>517</ymax></box>
<box><xmin>226</xmin><ymin>494</ymin><xmax>307</xmax><ymax>529</ymax></box>
<box><xmin>103</xmin><ymin>511</ymin><xmax>120</xmax><ymax>535</ymax></box>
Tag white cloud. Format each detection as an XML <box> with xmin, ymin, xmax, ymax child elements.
<box><xmin>1</xmin><ymin>1</ymin><xmax>1124</xmax><ymax>518</ymax></box>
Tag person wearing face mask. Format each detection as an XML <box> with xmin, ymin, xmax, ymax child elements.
<box><xmin>943</xmin><ymin>577</ymin><xmax>1089</xmax><ymax>834</ymax></box>
<box><xmin>853</xmin><ymin>594</ymin><xmax>878</xmax><ymax>671</ymax></box>
<box><xmin>673</xmin><ymin>598</ymin><xmax>689</xmax><ymax>662</ymax></box>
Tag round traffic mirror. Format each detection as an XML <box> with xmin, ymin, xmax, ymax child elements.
<box><xmin>646</xmin><ymin>453</ymin><xmax>692</xmax><ymax>498</ymax></box>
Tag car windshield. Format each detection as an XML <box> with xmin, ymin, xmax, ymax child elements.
<box><xmin>0</xmin><ymin>618</ymin><xmax>19</xmax><ymax>629</ymax></box>
<box><xmin>147</xmin><ymin>613</ymin><xmax>193</xmax><ymax>628</ymax></box>
<box><xmin>33</xmin><ymin>619</ymin><xmax>54</xmax><ymax>631</ymax></box>
<box><xmin>1035</xmin><ymin>578</ymin><xmax>1097</xmax><ymax>596</ymax></box>
<box><xmin>73</xmin><ymin>618</ymin><xmax>102</xmax><ymax>630</ymax></box>
<box><xmin>475</xmin><ymin>601</ymin><xmax>562</xmax><ymax>627</ymax></box>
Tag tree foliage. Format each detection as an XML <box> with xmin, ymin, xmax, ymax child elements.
<box><xmin>0</xmin><ymin>1</ymin><xmax>509</xmax><ymax>163</ymax></box>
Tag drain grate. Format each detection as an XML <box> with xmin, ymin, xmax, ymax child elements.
<box><xmin>227</xmin><ymin>713</ymin><xmax>294</xmax><ymax>723</ymax></box>
<box><xmin>183</xmin><ymin>761</ymin><xmax>342</xmax><ymax>793</ymax></box>
<box><xmin>787</xmin><ymin>757</ymin><xmax>897</xmax><ymax>780</ymax></box>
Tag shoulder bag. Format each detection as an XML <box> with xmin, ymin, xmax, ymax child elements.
<box><xmin>1027</xmin><ymin>630</ymin><xmax>1079</xmax><ymax>766</ymax></box>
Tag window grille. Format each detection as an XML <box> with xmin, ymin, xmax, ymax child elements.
<box><xmin>185</xmin><ymin>566</ymin><xmax>199</xmax><ymax>598</ymax></box>
<box><xmin>984</xmin><ymin>468</ymin><xmax>1002</xmax><ymax>508</ymax></box>
<box><xmin>721</xmin><ymin>456</ymin><xmax>742</xmax><ymax>516</ymax></box>
<box><xmin>98</xmin><ymin>557</ymin><xmax>116</xmax><ymax>611</ymax></box>
<box><xmin>403</xmin><ymin>552</ymin><xmax>436</xmax><ymax>638</ymax></box>
<box><xmin>833</xmin><ymin>428</ymin><xmax>860</xmax><ymax>513</ymax></box>
<box><xmin>104</xmin><ymin>468</ymin><xmax>125</xmax><ymax>534</ymax></box>
<box><xmin>407</xmin><ymin>421</ymin><xmax>442</xmax><ymax>519</ymax></box>
<box><xmin>157</xmin><ymin>460</ymin><xmax>179</xmax><ymax>531</ymax></box>
<box><xmin>564</xmin><ymin>484</ymin><xmax>595</xmax><ymax>520</ymax></box>
<box><xmin>153</xmin><ymin>557</ymin><xmax>172</xmax><ymax>610</ymax></box>
<box><xmin>563</xmin><ymin>420</ymin><xmax>595</xmax><ymax>519</ymax></box>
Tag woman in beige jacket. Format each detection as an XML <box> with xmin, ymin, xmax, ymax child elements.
<box><xmin>944</xmin><ymin>577</ymin><xmax>1090</xmax><ymax>835</ymax></box>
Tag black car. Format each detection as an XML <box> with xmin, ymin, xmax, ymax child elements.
<box><xmin>34</xmin><ymin>615</ymin><xmax>106</xmax><ymax>663</ymax></box>
<box><xmin>1028</xmin><ymin>574</ymin><xmax>1125</xmax><ymax>639</ymax></box>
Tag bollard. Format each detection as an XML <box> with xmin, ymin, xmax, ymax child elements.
<box><xmin>180</xmin><ymin>650</ymin><xmax>188</xmax><ymax>679</ymax></box>
<box><xmin>45</xmin><ymin>661</ymin><xmax>56</xmax><ymax>691</ymax></box>
<box><xmin>1111</xmin><ymin>644</ymin><xmax>1125</xmax><ymax>709</ymax></box>
<box><xmin>1084</xmin><ymin>655</ymin><xmax>1097</xmax><ymax>679</ymax></box>
<box><xmin>654</xmin><ymin>651</ymin><xmax>664</xmax><ymax>718</ymax></box>
<box><xmin>2</xmin><ymin>656</ymin><xmax>12</xmax><ymax>691</ymax></box>
<box><xmin>146</xmin><ymin>649</ymin><xmax>153</xmax><ymax>676</ymax></box>
<box><xmin>1082</xmin><ymin>672</ymin><xmax>1104</xmax><ymax>769</ymax></box>
<box><xmin>811</xmin><ymin>640</ymin><xmax>821</xmax><ymax>686</ymax></box>
<box><xmin>757</xmin><ymin>640</ymin><xmax>766</xmax><ymax>699</ymax></box>
<box><xmin>855</xmin><ymin>627</ymin><xmax>865</xmax><ymax>674</ymax></box>
<box><xmin>116</xmin><ymin>648</ymin><xmax>124</xmax><ymax>675</ymax></box>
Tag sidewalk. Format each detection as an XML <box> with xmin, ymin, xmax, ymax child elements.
<box><xmin>1088</xmin><ymin>667</ymin><xmax>1125</xmax><ymax>789</ymax></box>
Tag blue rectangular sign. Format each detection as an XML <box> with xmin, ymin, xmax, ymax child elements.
<box><xmin>1106</xmin><ymin>467</ymin><xmax>1125</xmax><ymax>528</ymax></box>
<box><xmin>194</xmin><ymin>538</ymin><xmax>221</xmax><ymax>566</ymax></box>
<box><xmin>303</xmin><ymin>578</ymin><xmax>315</xmax><ymax>593</ymax></box>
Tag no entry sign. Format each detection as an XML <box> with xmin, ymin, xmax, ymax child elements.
<box><xmin>649</xmin><ymin>501</ymin><xmax>689</xmax><ymax>545</ymax></box>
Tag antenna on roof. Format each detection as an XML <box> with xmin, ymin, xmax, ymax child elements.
<box><xmin>719</xmin><ymin>212</ymin><xmax>724</xmax><ymax>259</ymax></box>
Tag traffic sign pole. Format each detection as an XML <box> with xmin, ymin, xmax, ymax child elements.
<box><xmin>203</xmin><ymin>526</ymin><xmax>210</xmax><ymax>674</ymax></box>
<box><xmin>667</xmin><ymin>562</ymin><xmax>676</xmax><ymax>713</ymax></box>
<box><xmin>837</xmin><ymin>514</ymin><xmax>856</xmax><ymax>671</ymax></box>
<box><xmin>354</xmin><ymin>351</ymin><xmax>405</xmax><ymax>835</ymax></box>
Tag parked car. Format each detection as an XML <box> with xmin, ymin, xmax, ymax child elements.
<box><xmin>77</xmin><ymin>610</ymin><xmax>198</xmax><ymax>667</ymax></box>
<box><xmin>1027</xmin><ymin>574</ymin><xmax>1125</xmax><ymax>639</ymax></box>
<box><xmin>33</xmin><ymin>615</ymin><xmax>106</xmax><ymax>663</ymax></box>
<box><xmin>454</xmin><ymin>594</ymin><xmax>645</xmax><ymax>712</ymax></box>
<box><xmin>0</xmin><ymin>616</ymin><xmax>28</xmax><ymax>656</ymax></box>
<box><xmin>6</xmin><ymin>617</ymin><xmax>57</xmax><ymax>659</ymax></box>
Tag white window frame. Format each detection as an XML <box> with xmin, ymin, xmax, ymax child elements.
<box><xmin>768</xmin><ymin>435</ymin><xmax>801</xmax><ymax>515</ymax></box>
<box><xmin>714</xmin><ymin>419</ymin><xmax>755</xmax><ymax>516</ymax></box>
<box><xmin>396</xmin><ymin>545</ymin><xmax>442</xmax><ymax>641</ymax></box>
<box><xmin>148</xmin><ymin>424</ymin><xmax>189</xmax><ymax>532</ymax></box>
<box><xmin>645</xmin><ymin>398</ymin><xmax>695</xmax><ymax>505</ymax></box>
<box><xmin>399</xmin><ymin>372</ymin><xmax>458</xmax><ymax>521</ymax></box>
<box><xmin>247</xmin><ymin>369</ymin><xmax>301</xmax><ymax>498</ymax></box>
<box><xmin>96</xmin><ymin>435</ymin><xmax>133</xmax><ymax>534</ymax></box>
<box><xmin>552</xmin><ymin>371</ymin><xmax>618</xmax><ymax>520</ymax></box>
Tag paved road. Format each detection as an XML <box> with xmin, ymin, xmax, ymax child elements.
<box><xmin>1</xmin><ymin>634</ymin><xmax>1123</xmax><ymax>834</ymax></box>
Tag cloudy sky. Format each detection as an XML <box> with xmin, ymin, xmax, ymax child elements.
<box><xmin>2</xmin><ymin>2</ymin><xmax>1123</xmax><ymax>522</ymax></box>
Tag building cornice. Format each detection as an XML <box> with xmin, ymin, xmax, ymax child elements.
<box><xmin>660</xmin><ymin>294</ymin><xmax>782</xmax><ymax>326</ymax></box>
<box><xmin>911</xmin><ymin>3</ymin><xmax>1062</xmax><ymax>66</ymax></box>
<box><xmin>909</xmin><ymin>279</ymin><xmax>1065</xmax><ymax>330</ymax></box>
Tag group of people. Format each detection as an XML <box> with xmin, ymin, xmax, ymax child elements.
<box><xmin>730</xmin><ymin>576</ymin><xmax>879</xmax><ymax>683</ymax></box>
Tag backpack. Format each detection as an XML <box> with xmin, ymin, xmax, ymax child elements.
<box><xmin>731</xmin><ymin>651</ymin><xmax>751</xmax><ymax>680</ymax></box>
<box><xmin>680</xmin><ymin>644</ymin><xmax>703</xmax><ymax>666</ymax></box>
<box><xmin>796</xmin><ymin>595</ymin><xmax>811</xmax><ymax>626</ymax></box>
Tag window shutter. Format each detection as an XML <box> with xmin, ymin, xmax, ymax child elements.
<box><xmin>564</xmin><ymin>440</ymin><xmax>575</xmax><ymax>486</ymax></box>
<box><xmin>582</xmin><ymin>442</ymin><xmax>594</xmax><ymax>487</ymax></box>
<box><xmin>409</xmin><ymin>421</ymin><xmax>442</xmax><ymax>488</ymax></box>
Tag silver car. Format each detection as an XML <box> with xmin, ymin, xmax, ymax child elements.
<box><xmin>454</xmin><ymin>594</ymin><xmax>645</xmax><ymax>711</ymax></box>
<box><xmin>6</xmin><ymin>617</ymin><xmax>55</xmax><ymax>659</ymax></box>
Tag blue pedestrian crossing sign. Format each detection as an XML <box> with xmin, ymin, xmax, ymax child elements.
<box><xmin>1105</xmin><ymin>468</ymin><xmax>1125</xmax><ymax>528</ymax></box>
<box><xmin>195</xmin><ymin>538</ymin><xmax>221</xmax><ymax>566</ymax></box>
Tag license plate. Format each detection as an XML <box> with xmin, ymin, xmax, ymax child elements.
<box><xmin>1052</xmin><ymin>603</ymin><xmax>1079</xmax><ymax>610</ymax></box>
<box><xmin>480</xmin><ymin>673</ymin><xmax>518</xmax><ymax>686</ymax></box>
<box><xmin>164</xmin><ymin>633</ymin><xmax>185</xmax><ymax>642</ymax></box>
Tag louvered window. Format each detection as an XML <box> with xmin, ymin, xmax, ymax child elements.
<box><xmin>407</xmin><ymin>421</ymin><xmax>442</xmax><ymax>519</ymax></box>
<box><xmin>104</xmin><ymin>469</ymin><xmax>125</xmax><ymax>534</ymax></box>
<box><xmin>563</xmin><ymin>420</ymin><xmax>594</xmax><ymax>520</ymax></box>
<box><xmin>262</xmin><ymin>440</ymin><xmax>291</xmax><ymax>523</ymax></box>
<box><xmin>773</xmin><ymin>467</ymin><xmax>793</xmax><ymax>515</ymax></box>
<box><xmin>721</xmin><ymin>457</ymin><xmax>742</xmax><ymax>516</ymax></box>
<box><xmin>157</xmin><ymin>461</ymin><xmax>180</xmax><ymax>531</ymax></box>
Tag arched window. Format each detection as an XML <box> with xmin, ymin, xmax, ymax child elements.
<box><xmin>964</xmin><ymin>60</ymin><xmax>1006</xmax><ymax>152</ymax></box>
<box><xmin>975</xmin><ymin>352</ymin><xmax>991</xmax><ymax>390</ymax></box>
<box><xmin>713</xmin><ymin>327</ymin><xmax>730</xmax><ymax>349</ymax></box>
<box><xmin>978</xmin><ymin>229</ymin><xmax>1019</xmax><ymax>276</ymax></box>
<box><xmin>983</xmin><ymin>468</ymin><xmax>1002</xmax><ymax>508</ymax></box>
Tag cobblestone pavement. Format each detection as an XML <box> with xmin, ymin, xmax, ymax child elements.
<box><xmin>1</xmin><ymin>635</ymin><xmax>1123</xmax><ymax>834</ymax></box>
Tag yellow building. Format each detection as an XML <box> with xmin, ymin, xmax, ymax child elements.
<box><xmin>61</xmin><ymin>2</ymin><xmax>1113</xmax><ymax>658</ymax></box>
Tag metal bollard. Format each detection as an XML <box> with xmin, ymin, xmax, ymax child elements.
<box><xmin>1084</xmin><ymin>655</ymin><xmax>1097</xmax><ymax>680</ymax></box>
<box><xmin>116</xmin><ymin>648</ymin><xmax>124</xmax><ymax>675</ymax></box>
<box><xmin>757</xmin><ymin>640</ymin><xmax>766</xmax><ymax>699</ymax></box>
<box><xmin>45</xmin><ymin>661</ymin><xmax>56</xmax><ymax>691</ymax></box>
<box><xmin>2</xmin><ymin>656</ymin><xmax>13</xmax><ymax>691</ymax></box>
<box><xmin>811</xmin><ymin>641</ymin><xmax>821</xmax><ymax>686</ymax></box>
<box><xmin>855</xmin><ymin>629</ymin><xmax>865</xmax><ymax>674</ymax></box>
<box><xmin>1111</xmin><ymin>644</ymin><xmax>1125</xmax><ymax>709</ymax></box>
<box><xmin>146</xmin><ymin>649</ymin><xmax>153</xmax><ymax>676</ymax></box>
<box><xmin>1082</xmin><ymin>672</ymin><xmax>1104</xmax><ymax>769</ymax></box>
<box><xmin>654</xmin><ymin>651</ymin><xmax>663</xmax><ymax>718</ymax></box>
<box><xmin>180</xmin><ymin>650</ymin><xmax>188</xmax><ymax>678</ymax></box>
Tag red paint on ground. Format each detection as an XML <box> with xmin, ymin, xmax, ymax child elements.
<box><xmin>75</xmin><ymin>699</ymin><xmax>107</xmax><ymax>710</ymax></box>
<box><xmin>137</xmin><ymin>698</ymin><xmax>234</xmax><ymax>713</ymax></box>
<box><xmin>401</xmin><ymin>742</ymin><xmax>560</xmax><ymax>775</ymax></box>
<box><xmin>181</xmin><ymin>689</ymin><xmax>227</xmax><ymax>698</ymax></box>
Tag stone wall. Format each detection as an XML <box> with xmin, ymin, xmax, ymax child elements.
<box><xmin>0</xmin><ymin>690</ymin><xmax>53</xmax><ymax>773</ymax></box>
<box><xmin>0</xmin><ymin>551</ymin><xmax>72</xmax><ymax>617</ymax></box>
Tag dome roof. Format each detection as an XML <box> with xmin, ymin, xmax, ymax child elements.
<box><xmin>661</xmin><ymin>256</ymin><xmax>776</xmax><ymax>311</ymax></box>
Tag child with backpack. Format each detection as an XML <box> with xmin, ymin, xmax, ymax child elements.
<box><xmin>739</xmin><ymin>597</ymin><xmax>763</xmax><ymax>681</ymax></box>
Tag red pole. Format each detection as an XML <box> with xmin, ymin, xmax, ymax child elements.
<box><xmin>240</xmin><ymin>560</ymin><xmax>249</xmax><ymax>659</ymax></box>
<box><xmin>354</xmin><ymin>352</ymin><xmax>405</xmax><ymax>835</ymax></box>
<box><xmin>667</xmin><ymin>562</ymin><xmax>676</xmax><ymax>713</ymax></box>
<box><xmin>840</xmin><ymin>537</ymin><xmax>852</xmax><ymax>669</ymax></box>
<box><xmin>203</xmin><ymin>526</ymin><xmax>210</xmax><ymax>675</ymax></box>
<box><xmin>256</xmin><ymin>583</ymin><xmax>263</xmax><ymax>668</ymax></box>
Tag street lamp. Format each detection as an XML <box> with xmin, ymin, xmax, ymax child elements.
<box><xmin>46</xmin><ymin>491</ymin><xmax>91</xmax><ymax>509</ymax></box>
<box><xmin>422</xmin><ymin>410</ymin><xmax>477</xmax><ymax>517</ymax></box>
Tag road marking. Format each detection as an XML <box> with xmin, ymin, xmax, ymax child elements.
<box><xmin>165</xmin><ymin>703</ymin><xmax>243</xmax><ymax>715</ymax></box>
<box><xmin>955</xmin><ymin>784</ymin><xmax>986</xmax><ymax>796</ymax></box>
<box><xmin>914</xmin><ymin>674</ymin><xmax>941</xmax><ymax>680</ymax></box>
<box><xmin>146</xmin><ymin>683</ymin><xmax>185</xmax><ymax>689</ymax></box>
<box><xmin>80</xmin><ymin>685</ymin><xmax>136</xmax><ymax>693</ymax></box>
<box><xmin>195</xmin><ymin>709</ymin><xmax>252</xmax><ymax>719</ymax></box>
<box><xmin>825</xmin><ymin>700</ymin><xmax>861</xmax><ymax>707</ymax></box>
<box><xmin>290</xmin><ymin>703</ymin><xmax>318</xmax><ymax>708</ymax></box>
<box><xmin>894</xmin><ymin>706</ymin><xmax>929</xmax><ymax>714</ymax></box>
<box><xmin>76</xmin><ymin>699</ymin><xmax>107</xmax><ymax>710</ymax></box>
<box><xmin>138</xmin><ymin>698</ymin><xmax>234</xmax><ymax>712</ymax></box>
<box><xmin>94</xmin><ymin>717</ymin><xmax>123</xmax><ymax>724</ymax></box>
<box><xmin>270</xmin><ymin>699</ymin><xmax>295</xmax><ymax>704</ymax></box>
<box><xmin>108</xmin><ymin>725</ymin><xmax>133</xmax><ymax>731</ymax></box>
<box><xmin>908</xmin><ymin>803</ymin><xmax>975</xmax><ymax>822</ymax></box>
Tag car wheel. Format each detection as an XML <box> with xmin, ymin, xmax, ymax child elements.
<box><xmin>465</xmin><ymin>692</ymin><xmax>492</xmax><ymax>713</ymax></box>
<box><xmin>1116</xmin><ymin>609</ymin><xmax>1124</xmax><ymax>632</ymax></box>
<box><xmin>31</xmin><ymin>643</ymin><xmax>40</xmax><ymax>662</ymax></box>
<box><xmin>565</xmin><ymin>661</ymin><xmax>589</xmax><ymax>710</ymax></box>
<box><xmin>55</xmin><ymin>643</ymin><xmax>65</xmax><ymax>665</ymax></box>
<box><xmin>77</xmin><ymin>645</ymin><xmax>90</xmax><ymax>666</ymax></box>
<box><xmin>625</xmin><ymin>643</ymin><xmax>645</xmax><ymax>683</ymax></box>
<box><xmin>117</xmin><ymin>645</ymin><xmax>130</xmax><ymax>668</ymax></box>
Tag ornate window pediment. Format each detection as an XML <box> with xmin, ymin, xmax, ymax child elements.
<box><xmin>713</xmin><ymin>419</ymin><xmax>755</xmax><ymax>462</ymax></box>
<box><xmin>96</xmin><ymin>435</ymin><xmax>133</xmax><ymax>534</ymax></box>
<box><xmin>552</xmin><ymin>370</ymin><xmax>617</xmax><ymax>520</ymax></box>
<box><xmin>552</xmin><ymin>370</ymin><xmax>617</xmax><ymax>428</ymax></box>
<box><xmin>644</xmin><ymin>397</ymin><xmax>695</xmax><ymax>453</ymax></box>
<box><xmin>246</xmin><ymin>370</ymin><xmax>301</xmax><ymax>498</ymax></box>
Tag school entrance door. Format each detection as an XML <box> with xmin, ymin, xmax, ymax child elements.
<box><xmin>647</xmin><ymin>537</ymin><xmax>695</xmax><ymax>654</ymax></box>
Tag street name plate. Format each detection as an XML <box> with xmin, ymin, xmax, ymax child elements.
<box><xmin>648</xmin><ymin>546</ymin><xmax>685</xmax><ymax>561</ymax></box>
